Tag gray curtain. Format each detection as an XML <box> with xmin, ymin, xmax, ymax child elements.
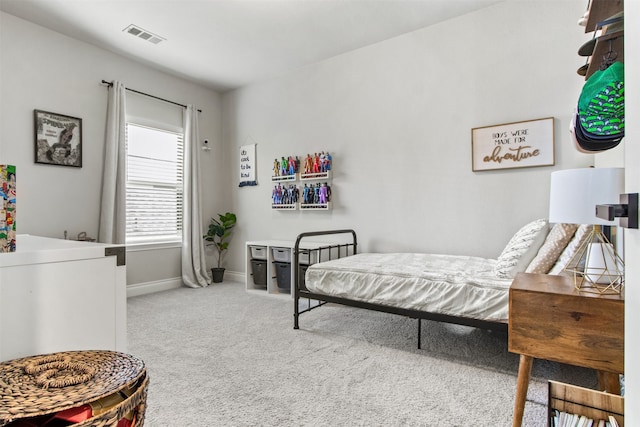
<box><xmin>98</xmin><ymin>81</ymin><xmax>127</xmax><ymax>244</ymax></box>
<box><xmin>181</xmin><ymin>105</ymin><xmax>211</xmax><ymax>288</ymax></box>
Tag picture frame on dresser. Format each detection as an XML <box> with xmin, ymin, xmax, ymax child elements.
<box><xmin>34</xmin><ymin>109</ymin><xmax>83</xmax><ymax>168</ymax></box>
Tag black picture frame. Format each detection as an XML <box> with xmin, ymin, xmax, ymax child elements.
<box><xmin>34</xmin><ymin>109</ymin><xmax>82</xmax><ymax>167</ymax></box>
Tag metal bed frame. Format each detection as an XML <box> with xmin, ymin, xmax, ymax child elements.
<box><xmin>293</xmin><ymin>229</ymin><xmax>508</xmax><ymax>348</ymax></box>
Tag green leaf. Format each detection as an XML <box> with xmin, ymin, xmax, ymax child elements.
<box><xmin>203</xmin><ymin>212</ymin><xmax>237</xmax><ymax>268</ymax></box>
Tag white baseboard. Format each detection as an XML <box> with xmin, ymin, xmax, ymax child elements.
<box><xmin>225</xmin><ymin>270</ymin><xmax>245</xmax><ymax>283</ymax></box>
<box><xmin>127</xmin><ymin>271</ymin><xmax>246</xmax><ymax>297</ymax></box>
<box><xmin>127</xmin><ymin>277</ymin><xmax>183</xmax><ymax>298</ymax></box>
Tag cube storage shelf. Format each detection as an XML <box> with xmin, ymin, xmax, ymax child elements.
<box><xmin>245</xmin><ymin>239</ymin><xmax>335</xmax><ymax>297</ymax></box>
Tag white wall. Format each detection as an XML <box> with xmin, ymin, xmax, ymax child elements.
<box><xmin>0</xmin><ymin>12</ymin><xmax>228</xmax><ymax>286</ymax></box>
<box><xmin>222</xmin><ymin>0</ymin><xmax>593</xmax><ymax>274</ymax></box>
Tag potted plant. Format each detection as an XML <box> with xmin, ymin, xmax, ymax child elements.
<box><xmin>203</xmin><ymin>212</ymin><xmax>237</xmax><ymax>283</ymax></box>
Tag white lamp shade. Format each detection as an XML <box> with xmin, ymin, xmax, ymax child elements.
<box><xmin>549</xmin><ymin>167</ymin><xmax>624</xmax><ymax>225</ymax></box>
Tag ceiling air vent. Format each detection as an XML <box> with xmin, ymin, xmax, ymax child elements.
<box><xmin>123</xmin><ymin>24</ymin><xmax>165</xmax><ymax>45</ymax></box>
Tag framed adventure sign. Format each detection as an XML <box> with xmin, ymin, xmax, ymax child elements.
<box><xmin>471</xmin><ymin>117</ymin><xmax>554</xmax><ymax>172</ymax></box>
<box><xmin>34</xmin><ymin>109</ymin><xmax>82</xmax><ymax>167</ymax></box>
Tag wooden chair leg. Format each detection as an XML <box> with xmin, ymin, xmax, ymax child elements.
<box><xmin>512</xmin><ymin>355</ymin><xmax>533</xmax><ymax>427</ymax></box>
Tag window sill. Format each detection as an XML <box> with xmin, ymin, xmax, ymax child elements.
<box><xmin>126</xmin><ymin>239</ymin><xmax>181</xmax><ymax>252</ymax></box>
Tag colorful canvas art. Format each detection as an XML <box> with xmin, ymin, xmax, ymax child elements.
<box><xmin>1</xmin><ymin>165</ymin><xmax>16</xmax><ymax>252</ymax></box>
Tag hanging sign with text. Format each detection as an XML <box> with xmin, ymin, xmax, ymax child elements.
<box><xmin>471</xmin><ymin>117</ymin><xmax>554</xmax><ymax>172</ymax></box>
<box><xmin>239</xmin><ymin>143</ymin><xmax>257</xmax><ymax>187</ymax></box>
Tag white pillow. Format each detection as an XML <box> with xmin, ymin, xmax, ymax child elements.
<box><xmin>548</xmin><ymin>224</ymin><xmax>593</xmax><ymax>275</ymax></box>
<box><xmin>494</xmin><ymin>219</ymin><xmax>549</xmax><ymax>279</ymax></box>
<box><xmin>525</xmin><ymin>223</ymin><xmax>579</xmax><ymax>274</ymax></box>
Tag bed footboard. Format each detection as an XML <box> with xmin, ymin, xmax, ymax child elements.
<box><xmin>293</xmin><ymin>229</ymin><xmax>357</xmax><ymax>329</ymax></box>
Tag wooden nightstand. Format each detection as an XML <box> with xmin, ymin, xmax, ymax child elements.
<box><xmin>508</xmin><ymin>272</ymin><xmax>624</xmax><ymax>427</ymax></box>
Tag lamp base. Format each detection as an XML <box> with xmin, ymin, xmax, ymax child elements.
<box><xmin>563</xmin><ymin>225</ymin><xmax>624</xmax><ymax>295</ymax></box>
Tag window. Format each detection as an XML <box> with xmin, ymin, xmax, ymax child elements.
<box><xmin>126</xmin><ymin>123</ymin><xmax>183</xmax><ymax>244</ymax></box>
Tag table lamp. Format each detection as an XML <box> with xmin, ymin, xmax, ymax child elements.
<box><xmin>549</xmin><ymin>167</ymin><xmax>624</xmax><ymax>294</ymax></box>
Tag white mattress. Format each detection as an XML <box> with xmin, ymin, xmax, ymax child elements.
<box><xmin>305</xmin><ymin>253</ymin><xmax>512</xmax><ymax>322</ymax></box>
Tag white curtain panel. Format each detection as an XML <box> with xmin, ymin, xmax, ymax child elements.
<box><xmin>98</xmin><ymin>81</ymin><xmax>127</xmax><ymax>244</ymax></box>
<box><xmin>182</xmin><ymin>105</ymin><xmax>211</xmax><ymax>288</ymax></box>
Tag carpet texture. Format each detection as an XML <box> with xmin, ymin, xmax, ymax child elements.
<box><xmin>127</xmin><ymin>281</ymin><xmax>597</xmax><ymax>426</ymax></box>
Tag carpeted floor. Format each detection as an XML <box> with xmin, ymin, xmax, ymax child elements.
<box><xmin>127</xmin><ymin>280</ymin><xmax>597</xmax><ymax>426</ymax></box>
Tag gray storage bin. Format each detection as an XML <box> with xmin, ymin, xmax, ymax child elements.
<box><xmin>298</xmin><ymin>249</ymin><xmax>319</xmax><ymax>265</ymax></box>
<box><xmin>271</xmin><ymin>247</ymin><xmax>291</xmax><ymax>263</ymax></box>
<box><xmin>250</xmin><ymin>245</ymin><xmax>267</xmax><ymax>260</ymax></box>
<box><xmin>298</xmin><ymin>264</ymin><xmax>309</xmax><ymax>291</ymax></box>
<box><xmin>250</xmin><ymin>259</ymin><xmax>267</xmax><ymax>287</ymax></box>
<box><xmin>274</xmin><ymin>261</ymin><xmax>291</xmax><ymax>291</ymax></box>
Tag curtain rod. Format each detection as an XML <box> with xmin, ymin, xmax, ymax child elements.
<box><xmin>101</xmin><ymin>80</ymin><xmax>202</xmax><ymax>113</ymax></box>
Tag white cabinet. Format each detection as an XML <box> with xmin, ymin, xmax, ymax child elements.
<box><xmin>245</xmin><ymin>239</ymin><xmax>330</xmax><ymax>297</ymax></box>
<box><xmin>0</xmin><ymin>235</ymin><xmax>126</xmax><ymax>361</ymax></box>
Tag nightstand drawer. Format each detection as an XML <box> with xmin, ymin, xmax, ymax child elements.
<box><xmin>508</xmin><ymin>272</ymin><xmax>624</xmax><ymax>373</ymax></box>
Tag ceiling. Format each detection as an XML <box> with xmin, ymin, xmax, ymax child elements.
<box><xmin>0</xmin><ymin>0</ymin><xmax>503</xmax><ymax>92</ymax></box>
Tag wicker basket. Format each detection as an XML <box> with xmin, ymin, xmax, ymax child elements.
<box><xmin>0</xmin><ymin>350</ymin><xmax>148</xmax><ymax>427</ymax></box>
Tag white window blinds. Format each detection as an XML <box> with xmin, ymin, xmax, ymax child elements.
<box><xmin>126</xmin><ymin>123</ymin><xmax>183</xmax><ymax>243</ymax></box>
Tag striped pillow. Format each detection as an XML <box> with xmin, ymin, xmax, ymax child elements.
<box><xmin>494</xmin><ymin>219</ymin><xmax>549</xmax><ymax>279</ymax></box>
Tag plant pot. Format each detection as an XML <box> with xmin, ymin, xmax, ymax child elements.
<box><xmin>211</xmin><ymin>267</ymin><xmax>225</xmax><ymax>283</ymax></box>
